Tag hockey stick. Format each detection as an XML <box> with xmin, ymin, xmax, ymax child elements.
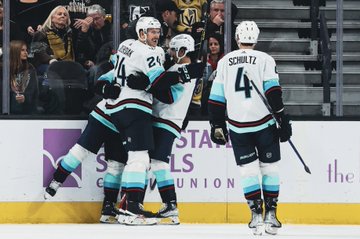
<box><xmin>250</xmin><ymin>79</ymin><xmax>311</xmax><ymax>174</ymax></box>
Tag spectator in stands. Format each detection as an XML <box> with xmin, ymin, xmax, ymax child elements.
<box><xmin>206</xmin><ymin>0</ymin><xmax>237</xmax><ymax>50</ymax></box>
<box><xmin>155</xmin><ymin>0</ymin><xmax>184</xmax><ymax>50</ymax></box>
<box><xmin>201</xmin><ymin>33</ymin><xmax>224</xmax><ymax>115</ymax></box>
<box><xmin>74</xmin><ymin>4</ymin><xmax>112</xmax><ymax>69</ymax></box>
<box><xmin>31</xmin><ymin>6</ymin><xmax>75</xmax><ymax>68</ymax></box>
<box><xmin>10</xmin><ymin>40</ymin><xmax>39</xmax><ymax>114</ymax></box>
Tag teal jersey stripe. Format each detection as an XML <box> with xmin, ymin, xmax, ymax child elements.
<box><xmin>229</xmin><ymin>119</ymin><xmax>276</xmax><ymax>133</ymax></box>
<box><xmin>211</xmin><ymin>82</ymin><xmax>225</xmax><ymax>96</ymax></box>
<box><xmin>262</xmin><ymin>175</ymin><xmax>280</xmax><ymax>185</ymax></box>
<box><xmin>241</xmin><ymin>176</ymin><xmax>260</xmax><ymax>188</ymax></box>
<box><xmin>98</xmin><ymin>70</ymin><xmax>114</xmax><ymax>83</ymax></box>
<box><xmin>61</xmin><ymin>153</ymin><xmax>81</xmax><ymax>172</ymax></box>
<box><xmin>103</xmin><ymin>182</ymin><xmax>121</xmax><ymax>189</ymax></box>
<box><xmin>123</xmin><ymin>171</ymin><xmax>146</xmax><ymax>183</ymax></box>
<box><xmin>170</xmin><ymin>84</ymin><xmax>185</xmax><ymax>102</ymax></box>
<box><xmin>209</xmin><ymin>94</ymin><xmax>226</xmax><ymax>103</ymax></box>
<box><xmin>157</xmin><ymin>179</ymin><xmax>175</xmax><ymax>188</ymax></box>
<box><xmin>153</xmin><ymin>169</ymin><xmax>173</xmax><ymax>182</ymax></box>
<box><xmin>106</xmin><ymin>103</ymin><xmax>152</xmax><ymax>115</ymax></box>
<box><xmin>243</xmin><ymin>184</ymin><xmax>261</xmax><ymax>194</ymax></box>
<box><xmin>90</xmin><ymin>111</ymin><xmax>119</xmax><ymax>133</ymax></box>
<box><xmin>262</xmin><ymin>184</ymin><xmax>280</xmax><ymax>192</ymax></box>
<box><xmin>148</xmin><ymin>67</ymin><xmax>165</xmax><ymax>84</ymax></box>
<box><xmin>263</xmin><ymin>79</ymin><xmax>280</xmax><ymax>92</ymax></box>
<box><xmin>153</xmin><ymin>122</ymin><xmax>181</xmax><ymax>138</ymax></box>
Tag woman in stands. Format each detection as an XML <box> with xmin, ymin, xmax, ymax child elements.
<box><xmin>10</xmin><ymin>40</ymin><xmax>39</xmax><ymax>114</ymax></box>
<box><xmin>31</xmin><ymin>6</ymin><xmax>74</xmax><ymax>67</ymax></box>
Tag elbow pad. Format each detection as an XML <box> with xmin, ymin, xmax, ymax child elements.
<box><xmin>265</xmin><ymin>87</ymin><xmax>284</xmax><ymax>113</ymax></box>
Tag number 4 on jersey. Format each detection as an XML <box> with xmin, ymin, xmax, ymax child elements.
<box><xmin>235</xmin><ymin>67</ymin><xmax>252</xmax><ymax>98</ymax></box>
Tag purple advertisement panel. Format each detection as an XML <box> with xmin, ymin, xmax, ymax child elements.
<box><xmin>43</xmin><ymin>129</ymin><xmax>82</xmax><ymax>188</ymax></box>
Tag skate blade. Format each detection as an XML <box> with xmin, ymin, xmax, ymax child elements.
<box><xmin>123</xmin><ymin>215</ymin><xmax>157</xmax><ymax>226</ymax></box>
<box><xmin>156</xmin><ymin>217</ymin><xmax>180</xmax><ymax>225</ymax></box>
<box><xmin>99</xmin><ymin>215</ymin><xmax>119</xmax><ymax>224</ymax></box>
<box><xmin>43</xmin><ymin>191</ymin><xmax>53</xmax><ymax>200</ymax></box>
<box><xmin>265</xmin><ymin>223</ymin><xmax>279</xmax><ymax>235</ymax></box>
<box><xmin>251</xmin><ymin>223</ymin><xmax>265</xmax><ymax>236</ymax></box>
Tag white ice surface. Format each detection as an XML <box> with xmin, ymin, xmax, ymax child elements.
<box><xmin>0</xmin><ymin>224</ymin><xmax>359</xmax><ymax>239</ymax></box>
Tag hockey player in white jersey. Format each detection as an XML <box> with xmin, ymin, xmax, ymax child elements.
<box><xmin>148</xmin><ymin>34</ymin><xmax>198</xmax><ymax>225</ymax></box>
<box><xmin>208</xmin><ymin>21</ymin><xmax>292</xmax><ymax>235</ymax></box>
<box><xmin>99</xmin><ymin>16</ymin><xmax>203</xmax><ymax>225</ymax></box>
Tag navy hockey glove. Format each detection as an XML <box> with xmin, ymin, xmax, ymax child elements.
<box><xmin>210</xmin><ymin>121</ymin><xmax>229</xmax><ymax>145</ymax></box>
<box><xmin>127</xmin><ymin>72</ymin><xmax>151</xmax><ymax>91</ymax></box>
<box><xmin>178</xmin><ymin>62</ymin><xmax>205</xmax><ymax>83</ymax></box>
<box><xmin>275</xmin><ymin>112</ymin><xmax>292</xmax><ymax>142</ymax></box>
<box><xmin>103</xmin><ymin>82</ymin><xmax>121</xmax><ymax>99</ymax></box>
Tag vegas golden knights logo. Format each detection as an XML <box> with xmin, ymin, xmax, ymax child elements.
<box><xmin>180</xmin><ymin>8</ymin><xmax>199</xmax><ymax>28</ymax></box>
<box><xmin>129</xmin><ymin>5</ymin><xmax>150</xmax><ymax>21</ymax></box>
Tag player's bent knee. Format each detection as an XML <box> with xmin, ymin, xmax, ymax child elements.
<box><xmin>150</xmin><ymin>159</ymin><xmax>169</xmax><ymax>171</ymax></box>
<box><xmin>238</xmin><ymin>160</ymin><xmax>260</xmax><ymax>178</ymax></box>
<box><xmin>127</xmin><ymin>151</ymin><xmax>150</xmax><ymax>171</ymax></box>
<box><xmin>107</xmin><ymin>160</ymin><xmax>125</xmax><ymax>177</ymax></box>
<box><xmin>260</xmin><ymin>161</ymin><xmax>279</xmax><ymax>175</ymax></box>
<box><xmin>69</xmin><ymin>144</ymin><xmax>91</xmax><ymax>162</ymax></box>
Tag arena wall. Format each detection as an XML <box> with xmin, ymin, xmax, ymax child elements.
<box><xmin>0</xmin><ymin>120</ymin><xmax>359</xmax><ymax>224</ymax></box>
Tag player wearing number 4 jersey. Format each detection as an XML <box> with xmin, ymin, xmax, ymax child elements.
<box><xmin>208</xmin><ymin>21</ymin><xmax>292</xmax><ymax>235</ymax></box>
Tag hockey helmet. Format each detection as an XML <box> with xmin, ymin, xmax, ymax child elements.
<box><xmin>135</xmin><ymin>16</ymin><xmax>161</xmax><ymax>39</ymax></box>
<box><xmin>235</xmin><ymin>21</ymin><xmax>260</xmax><ymax>44</ymax></box>
<box><xmin>169</xmin><ymin>34</ymin><xmax>195</xmax><ymax>62</ymax></box>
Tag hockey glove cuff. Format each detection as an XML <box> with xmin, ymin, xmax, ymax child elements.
<box><xmin>103</xmin><ymin>82</ymin><xmax>121</xmax><ymax>99</ymax></box>
<box><xmin>126</xmin><ymin>72</ymin><xmax>151</xmax><ymax>91</ymax></box>
<box><xmin>275</xmin><ymin>111</ymin><xmax>292</xmax><ymax>142</ymax></box>
<box><xmin>210</xmin><ymin>121</ymin><xmax>229</xmax><ymax>145</ymax></box>
<box><xmin>178</xmin><ymin>62</ymin><xmax>206</xmax><ymax>83</ymax></box>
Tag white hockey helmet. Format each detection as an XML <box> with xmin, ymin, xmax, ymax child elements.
<box><xmin>169</xmin><ymin>34</ymin><xmax>195</xmax><ymax>62</ymax></box>
<box><xmin>235</xmin><ymin>21</ymin><xmax>260</xmax><ymax>44</ymax></box>
<box><xmin>135</xmin><ymin>16</ymin><xmax>161</xmax><ymax>39</ymax></box>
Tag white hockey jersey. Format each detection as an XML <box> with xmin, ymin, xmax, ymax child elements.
<box><xmin>209</xmin><ymin>49</ymin><xmax>280</xmax><ymax>133</ymax></box>
<box><xmin>105</xmin><ymin>39</ymin><xmax>166</xmax><ymax>115</ymax></box>
<box><xmin>90</xmin><ymin>99</ymin><xmax>119</xmax><ymax>133</ymax></box>
<box><xmin>152</xmin><ymin>63</ymin><xmax>197</xmax><ymax>138</ymax></box>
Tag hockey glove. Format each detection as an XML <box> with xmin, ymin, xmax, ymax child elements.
<box><xmin>275</xmin><ymin>112</ymin><xmax>292</xmax><ymax>142</ymax></box>
<box><xmin>178</xmin><ymin>62</ymin><xmax>206</xmax><ymax>83</ymax></box>
<box><xmin>210</xmin><ymin>121</ymin><xmax>229</xmax><ymax>145</ymax></box>
<box><xmin>103</xmin><ymin>82</ymin><xmax>121</xmax><ymax>99</ymax></box>
<box><xmin>127</xmin><ymin>72</ymin><xmax>151</xmax><ymax>91</ymax></box>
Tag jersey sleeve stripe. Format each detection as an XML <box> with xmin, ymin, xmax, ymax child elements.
<box><xmin>147</xmin><ymin>67</ymin><xmax>165</xmax><ymax>84</ymax></box>
<box><xmin>208</xmin><ymin>99</ymin><xmax>226</xmax><ymax>107</ymax></box>
<box><xmin>263</xmin><ymin>79</ymin><xmax>280</xmax><ymax>92</ymax></box>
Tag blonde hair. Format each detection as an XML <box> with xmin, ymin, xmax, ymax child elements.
<box><xmin>42</xmin><ymin>6</ymin><xmax>71</xmax><ymax>30</ymax></box>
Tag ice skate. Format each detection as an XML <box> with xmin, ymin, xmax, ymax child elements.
<box><xmin>264</xmin><ymin>210</ymin><xmax>282</xmax><ymax>235</ymax></box>
<box><xmin>123</xmin><ymin>201</ymin><xmax>157</xmax><ymax>226</ymax></box>
<box><xmin>264</xmin><ymin>197</ymin><xmax>282</xmax><ymax>235</ymax></box>
<box><xmin>44</xmin><ymin>179</ymin><xmax>61</xmax><ymax>200</ymax></box>
<box><xmin>99</xmin><ymin>200</ymin><xmax>121</xmax><ymax>224</ymax></box>
<box><xmin>247</xmin><ymin>199</ymin><xmax>264</xmax><ymax>235</ymax></box>
<box><xmin>156</xmin><ymin>202</ymin><xmax>180</xmax><ymax>225</ymax></box>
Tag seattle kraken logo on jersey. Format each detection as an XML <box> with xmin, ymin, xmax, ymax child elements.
<box><xmin>129</xmin><ymin>5</ymin><xmax>150</xmax><ymax>21</ymax></box>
